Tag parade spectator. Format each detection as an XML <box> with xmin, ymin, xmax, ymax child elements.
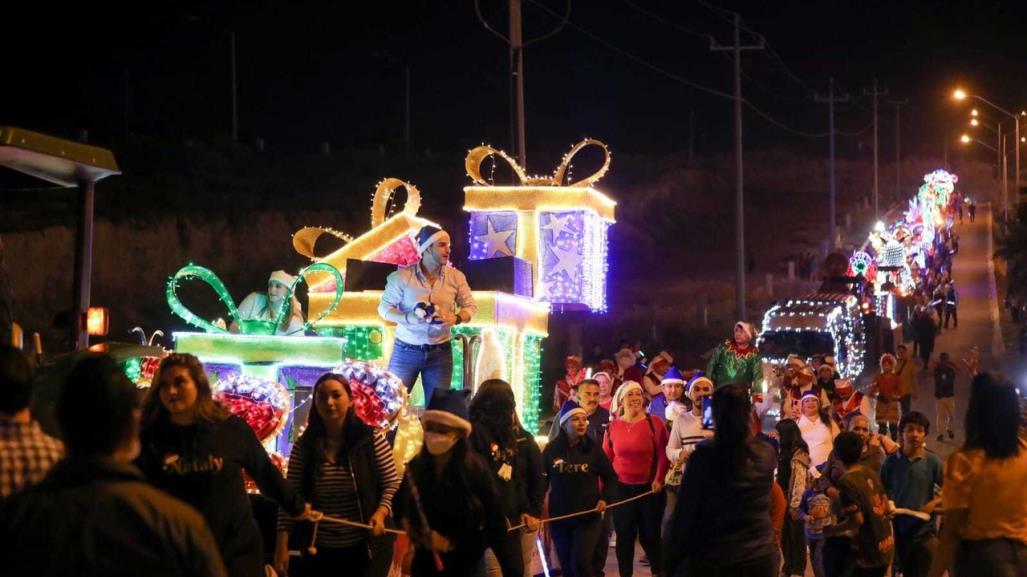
<box><xmin>0</xmin><ymin>344</ymin><xmax>63</xmax><ymax>497</ymax></box>
<box><xmin>776</xmin><ymin>419</ymin><xmax>811</xmax><ymax>577</ymax></box>
<box><xmin>815</xmin><ymin>364</ymin><xmax>838</xmax><ymax>402</ymax></box>
<box><xmin>830</xmin><ymin>380</ymin><xmax>871</xmax><ymax>427</ymax></box>
<box><xmin>664</xmin><ymin>384</ymin><xmax>778</xmax><ymax>577</ymax></box>
<box><xmin>663</xmin><ymin>375</ymin><xmax>714</xmax><ymax>537</ymax></box>
<box><xmin>968</xmin><ymin>200</ymin><xmax>976</xmax><ymax>222</ymax></box>
<box><xmin>378</xmin><ymin>225</ymin><xmax>477</xmax><ymax>406</ymax></box>
<box><xmin>470</xmin><ymin>379</ymin><xmax>544</xmax><ymax>577</ymax></box>
<box><xmin>0</xmin><ymin>354</ymin><xmax>227</xmax><ymax>577</ymax></box>
<box><xmin>554</xmin><ymin>355</ymin><xmax>586</xmax><ymax>413</ymax></box>
<box><xmin>798</xmin><ymin>465</ymin><xmax>835</xmax><ymax>577</ymax></box>
<box><xmin>943</xmin><ymin>282</ymin><xmax>959</xmax><ymax>329</ymax></box>
<box><xmin>880</xmin><ymin>411</ymin><xmax>943</xmax><ymax>577</ymax></box>
<box><xmin>871</xmin><ymin>354</ymin><xmax>901</xmax><ymax>440</ymax></box>
<box><xmin>647</xmin><ymin>366</ymin><xmax>685</xmax><ymax>422</ymax></box>
<box><xmin>961</xmin><ymin>345</ymin><xmax>980</xmax><ymax>377</ymax></box>
<box><xmin>613</xmin><ymin>348</ymin><xmax>644</xmax><ymax>396</ymax></box>
<box><xmin>231</xmin><ymin>270</ymin><xmax>305</xmax><ymax>336</ymax></box>
<box><xmin>274</xmin><ymin>372</ymin><xmax>400</xmax><ymax>577</ymax></box>
<box><xmin>913</xmin><ymin>310</ymin><xmax>937</xmax><ymax>367</ymax></box>
<box><xmin>823</xmin><ymin>432</ymin><xmax>894</xmax><ymax>577</ymax></box>
<box><xmin>543</xmin><ymin>401</ymin><xmax>618</xmax><ymax>577</ymax></box>
<box><xmin>705</xmin><ymin>321</ymin><xmax>763</xmax><ymax>390</ymax></box>
<box><xmin>798</xmin><ymin>392</ymin><xmax>840</xmax><ymax>468</ymax></box>
<box><xmin>641</xmin><ymin>351</ymin><xmax>673</xmax><ymax>401</ymax></box>
<box><xmin>928</xmin><ymin>373</ymin><xmax>1027</xmax><ymax>577</ymax></box>
<box><xmin>138</xmin><ymin>353</ymin><xmax>309</xmax><ymax>577</ymax></box>
<box><xmin>395</xmin><ymin>388</ymin><xmax>517</xmax><ymax>577</ymax></box>
<box><xmin>550</xmin><ymin>378</ymin><xmax>610</xmax><ymax>444</ymax></box>
<box><xmin>603</xmin><ymin>381</ymin><xmax>669</xmax><ymax>577</ymax></box>
<box><xmin>783</xmin><ymin>366</ymin><xmax>830</xmax><ymax>421</ymax></box>
<box><xmin>933</xmin><ymin>352</ymin><xmax>957</xmax><ymax>441</ymax></box>
<box><xmin>895</xmin><ymin>344</ymin><xmax>917</xmax><ymax>417</ymax></box>
<box><xmin>595</xmin><ymin>371</ymin><xmax>614</xmax><ymax>412</ymax></box>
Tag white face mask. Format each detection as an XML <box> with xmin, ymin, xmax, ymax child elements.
<box><xmin>424</xmin><ymin>431</ymin><xmax>458</xmax><ymax>455</ymax></box>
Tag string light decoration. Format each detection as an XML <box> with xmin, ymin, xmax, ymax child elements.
<box><xmin>295</xmin><ymin>178</ymin><xmax>439</xmax><ymax>290</ymax></box>
<box><xmin>214</xmin><ymin>374</ymin><xmax>292</xmax><ymax>442</ymax></box>
<box><xmin>167</xmin><ymin>262</ymin><xmax>344</xmax><ymax>335</ymax></box>
<box><xmin>757</xmin><ymin>293</ymin><xmax>866</xmax><ymax>379</ymax></box>
<box><xmin>849</xmin><ymin>251</ymin><xmax>873</xmax><ymax>277</ymax></box>
<box><xmin>463</xmin><ymin>138</ymin><xmax>616</xmax><ymax>311</ymax></box>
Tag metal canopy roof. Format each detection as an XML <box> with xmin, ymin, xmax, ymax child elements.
<box><xmin>0</xmin><ymin>126</ymin><xmax>120</xmax><ymax>186</ymax></box>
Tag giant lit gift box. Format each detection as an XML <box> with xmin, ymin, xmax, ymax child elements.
<box><xmin>463</xmin><ymin>139</ymin><xmax>616</xmax><ymax>312</ymax></box>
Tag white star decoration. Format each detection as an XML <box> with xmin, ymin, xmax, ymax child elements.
<box><xmin>550</xmin><ymin>243</ymin><xmax>581</xmax><ymax>280</ymax></box>
<box><xmin>540</xmin><ymin>213</ymin><xmax>575</xmax><ymax>240</ymax></box>
<box><xmin>478</xmin><ymin>217</ymin><xmax>515</xmax><ymax>257</ymax></box>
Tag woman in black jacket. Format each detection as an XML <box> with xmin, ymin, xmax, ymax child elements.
<box><xmin>543</xmin><ymin>401</ymin><xmax>618</xmax><ymax>577</ymax></box>
<box><xmin>395</xmin><ymin>388</ymin><xmax>518</xmax><ymax>577</ymax></box>
<box><xmin>138</xmin><ymin>353</ymin><xmax>310</xmax><ymax>577</ymax></box>
<box><xmin>273</xmin><ymin>372</ymin><xmax>401</xmax><ymax>576</ymax></box>
<box><xmin>469</xmin><ymin>379</ymin><xmax>544</xmax><ymax>577</ymax></box>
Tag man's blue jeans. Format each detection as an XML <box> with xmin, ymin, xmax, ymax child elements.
<box><xmin>387</xmin><ymin>339</ymin><xmax>453</xmax><ymax>406</ymax></box>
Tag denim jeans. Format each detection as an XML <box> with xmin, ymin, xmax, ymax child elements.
<box><xmin>387</xmin><ymin>339</ymin><xmax>453</xmax><ymax>406</ymax></box>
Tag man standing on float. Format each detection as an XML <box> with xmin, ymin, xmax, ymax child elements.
<box><xmin>378</xmin><ymin>225</ymin><xmax>477</xmax><ymax>406</ymax></box>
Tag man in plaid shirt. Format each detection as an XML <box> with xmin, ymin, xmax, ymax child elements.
<box><xmin>0</xmin><ymin>344</ymin><xmax>63</xmax><ymax>497</ymax></box>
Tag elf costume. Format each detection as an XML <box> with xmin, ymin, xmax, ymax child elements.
<box><xmin>706</xmin><ymin>321</ymin><xmax>764</xmax><ymax>389</ymax></box>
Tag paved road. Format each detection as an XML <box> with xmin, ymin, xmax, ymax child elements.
<box><xmin>908</xmin><ymin>203</ymin><xmax>999</xmax><ymax>463</ymax></box>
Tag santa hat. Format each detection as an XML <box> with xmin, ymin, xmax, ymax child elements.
<box><xmin>835</xmin><ymin>379</ymin><xmax>854</xmax><ymax>395</ymax></box>
<box><xmin>687</xmin><ymin>375</ymin><xmax>714</xmax><ymax>392</ymax></box>
<box><xmin>800</xmin><ymin>390</ymin><xmax>822</xmax><ymax>405</ymax></box>
<box><xmin>558</xmin><ymin>400</ymin><xmax>587</xmax><ymax>426</ymax></box>
<box><xmin>610</xmin><ymin>380</ymin><xmax>642</xmax><ymax>416</ymax></box>
<box><xmin>415</xmin><ymin>224</ymin><xmax>449</xmax><ymax>256</ymax></box>
<box><xmin>734</xmin><ymin>321</ymin><xmax>757</xmax><ymax>341</ymax></box>
<box><xmin>422</xmin><ymin>388</ymin><xmax>472</xmax><ymax>434</ymax></box>
<box><xmin>592</xmin><ymin>371</ymin><xmax>612</xmax><ymax>382</ymax></box>
<box><xmin>565</xmin><ymin>355</ymin><xmax>583</xmax><ymax>368</ymax></box>
<box><xmin>816</xmin><ymin>364</ymin><xmax>835</xmax><ymax>376</ymax></box>
<box><xmin>651</xmin><ymin>350</ymin><xmax>674</xmax><ymax>367</ymax></box>
<box><xmin>660</xmin><ymin>366</ymin><xmax>686</xmax><ymax>386</ymax></box>
<box><xmin>879</xmin><ymin>353</ymin><xmax>897</xmax><ymax>371</ymax></box>
<box><xmin>268</xmin><ymin>270</ymin><xmax>296</xmax><ymax>287</ymax></box>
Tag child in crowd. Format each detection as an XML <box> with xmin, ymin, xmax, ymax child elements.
<box><xmin>871</xmin><ymin>354</ymin><xmax>901</xmax><ymax>440</ymax></box>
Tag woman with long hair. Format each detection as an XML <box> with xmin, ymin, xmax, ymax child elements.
<box><xmin>469</xmin><ymin>379</ymin><xmax>544</xmax><ymax>577</ymax></box>
<box><xmin>776</xmin><ymin>419</ymin><xmax>811</xmax><ymax>577</ymax></box>
<box><xmin>137</xmin><ymin>353</ymin><xmax>309</xmax><ymax>577</ymax></box>
<box><xmin>664</xmin><ymin>384</ymin><xmax>778</xmax><ymax>577</ymax></box>
<box><xmin>544</xmin><ymin>401</ymin><xmax>618</xmax><ymax>577</ymax></box>
<box><xmin>928</xmin><ymin>373</ymin><xmax>1027</xmax><ymax>577</ymax></box>
<box><xmin>602</xmin><ymin>381</ymin><xmax>669</xmax><ymax>577</ymax></box>
<box><xmin>797</xmin><ymin>392</ymin><xmax>840</xmax><ymax>468</ymax></box>
<box><xmin>394</xmin><ymin>388</ymin><xmax>517</xmax><ymax>577</ymax></box>
<box><xmin>273</xmin><ymin>373</ymin><xmax>401</xmax><ymax>576</ymax></box>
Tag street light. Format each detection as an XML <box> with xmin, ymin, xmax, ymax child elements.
<box><xmin>972</xmin><ymin>108</ymin><xmax>979</xmax><ymax>117</ymax></box>
<box><xmin>952</xmin><ymin>87</ymin><xmax>1021</xmax><ymax>218</ymax></box>
<box><xmin>961</xmin><ymin>132</ymin><xmax>1009</xmax><ymax>220</ymax></box>
<box><xmin>961</xmin><ymin>134</ymin><xmax>971</xmax><ymax>144</ymax></box>
<box><xmin>971</xmin><ymin>118</ymin><xmax>979</xmax><ymax>127</ymax></box>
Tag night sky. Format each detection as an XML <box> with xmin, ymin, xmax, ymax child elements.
<box><xmin>4</xmin><ymin>1</ymin><xmax>1027</xmax><ymax>160</ymax></box>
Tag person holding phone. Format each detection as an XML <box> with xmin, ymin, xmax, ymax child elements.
<box><xmin>663</xmin><ymin>376</ymin><xmax>715</xmax><ymax>537</ymax></box>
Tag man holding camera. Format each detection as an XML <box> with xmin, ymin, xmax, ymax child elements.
<box><xmin>378</xmin><ymin>225</ymin><xmax>477</xmax><ymax>406</ymax></box>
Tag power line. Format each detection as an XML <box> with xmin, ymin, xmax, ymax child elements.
<box><xmin>717</xmin><ymin>53</ymin><xmax>811</xmax><ymax>103</ymax></box>
<box><xmin>743</xmin><ymin>100</ymin><xmax>829</xmax><ymax>138</ymax></box>
<box><xmin>620</xmin><ymin>0</ymin><xmax>709</xmax><ymax>41</ymax></box>
<box><xmin>525</xmin><ymin>0</ymin><xmax>734</xmax><ymax>99</ymax></box>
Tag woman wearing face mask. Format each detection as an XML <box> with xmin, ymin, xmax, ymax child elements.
<box><xmin>603</xmin><ymin>381</ymin><xmax>669</xmax><ymax>577</ymax></box>
<box><xmin>544</xmin><ymin>401</ymin><xmax>618</xmax><ymax>577</ymax></box>
<box><xmin>469</xmin><ymin>379</ymin><xmax>544</xmax><ymax>577</ymax></box>
<box><xmin>138</xmin><ymin>354</ymin><xmax>310</xmax><ymax>577</ymax></box>
<box><xmin>273</xmin><ymin>373</ymin><xmax>401</xmax><ymax>577</ymax></box>
<box><xmin>395</xmin><ymin>388</ymin><xmax>516</xmax><ymax>577</ymax></box>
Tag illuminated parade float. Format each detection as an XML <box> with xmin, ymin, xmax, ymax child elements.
<box><xmin>162</xmin><ymin>139</ymin><xmax>616</xmax><ymax>454</ymax></box>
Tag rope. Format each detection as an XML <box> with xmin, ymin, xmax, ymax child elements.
<box><xmin>302</xmin><ymin>488</ymin><xmax>658</xmax><ymax>554</ymax></box>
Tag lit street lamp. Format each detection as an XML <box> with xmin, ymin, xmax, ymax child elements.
<box><xmin>952</xmin><ymin>88</ymin><xmax>1021</xmax><ymax>218</ymax></box>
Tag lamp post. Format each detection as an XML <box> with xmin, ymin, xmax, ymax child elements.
<box><xmin>954</xmin><ymin>89</ymin><xmax>1020</xmax><ymax>217</ymax></box>
<box><xmin>961</xmin><ymin>133</ymin><xmax>1007</xmax><ymax>220</ymax></box>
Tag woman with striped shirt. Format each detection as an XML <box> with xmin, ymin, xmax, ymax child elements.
<box><xmin>274</xmin><ymin>373</ymin><xmax>401</xmax><ymax>576</ymax></box>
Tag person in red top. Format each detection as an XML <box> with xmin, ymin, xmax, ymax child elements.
<box><xmin>871</xmin><ymin>354</ymin><xmax>902</xmax><ymax>440</ymax></box>
<box><xmin>603</xmin><ymin>381</ymin><xmax>669</xmax><ymax>577</ymax></box>
<box><xmin>612</xmin><ymin>348</ymin><xmax>644</xmax><ymax>398</ymax></box>
<box><xmin>553</xmin><ymin>355</ymin><xmax>586</xmax><ymax>413</ymax></box>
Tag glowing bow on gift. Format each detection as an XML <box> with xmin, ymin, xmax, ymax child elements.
<box><xmin>465</xmin><ymin>138</ymin><xmax>612</xmax><ymax>188</ymax></box>
<box><xmin>292</xmin><ymin>178</ymin><xmax>424</xmax><ymax>261</ymax></box>
<box><xmin>166</xmin><ymin>262</ymin><xmax>344</xmax><ymax>335</ymax></box>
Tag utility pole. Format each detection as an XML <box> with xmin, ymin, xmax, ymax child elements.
<box><xmin>864</xmin><ymin>78</ymin><xmax>888</xmax><ymax>217</ymax></box>
<box><xmin>230</xmin><ymin>31</ymin><xmax>238</xmax><ymax>143</ymax></box>
<box><xmin>509</xmin><ymin>0</ymin><xmax>527</xmax><ymax>167</ymax></box>
<box><xmin>711</xmin><ymin>13</ymin><xmax>764</xmax><ymax>321</ymax></box>
<box><xmin>816</xmin><ymin>78</ymin><xmax>849</xmax><ymax>248</ymax></box>
<box><xmin>889</xmin><ymin>99</ymin><xmax>908</xmax><ymax>204</ymax></box>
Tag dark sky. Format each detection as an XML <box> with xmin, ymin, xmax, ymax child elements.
<box><xmin>4</xmin><ymin>0</ymin><xmax>1026</xmax><ymax>161</ymax></box>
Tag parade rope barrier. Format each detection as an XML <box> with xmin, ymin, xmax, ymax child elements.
<box><xmin>299</xmin><ymin>488</ymin><xmax>657</xmax><ymax>556</ymax></box>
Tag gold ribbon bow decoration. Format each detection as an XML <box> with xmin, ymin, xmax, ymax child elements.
<box><xmin>465</xmin><ymin>138</ymin><xmax>611</xmax><ymax>188</ymax></box>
